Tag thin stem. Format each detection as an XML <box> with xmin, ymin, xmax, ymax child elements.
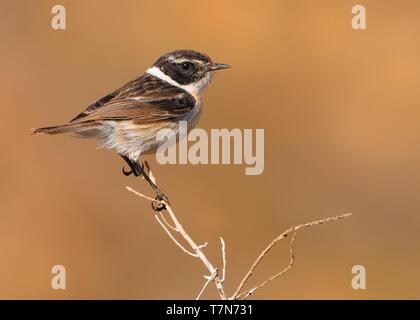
<box><xmin>155</xmin><ymin>215</ymin><xmax>197</xmax><ymax>257</ymax></box>
<box><xmin>196</xmin><ymin>269</ymin><xmax>217</xmax><ymax>300</ymax></box>
<box><xmin>220</xmin><ymin>237</ymin><xmax>227</xmax><ymax>283</ymax></box>
<box><xmin>231</xmin><ymin>213</ymin><xmax>352</xmax><ymax>299</ymax></box>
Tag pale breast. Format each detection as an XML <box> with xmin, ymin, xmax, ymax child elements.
<box><xmin>98</xmin><ymin>105</ymin><xmax>202</xmax><ymax>160</ymax></box>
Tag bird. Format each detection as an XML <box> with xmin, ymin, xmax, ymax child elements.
<box><xmin>32</xmin><ymin>49</ymin><xmax>230</xmax><ymax>210</ymax></box>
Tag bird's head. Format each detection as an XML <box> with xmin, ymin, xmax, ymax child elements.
<box><xmin>147</xmin><ymin>50</ymin><xmax>230</xmax><ymax>96</ymax></box>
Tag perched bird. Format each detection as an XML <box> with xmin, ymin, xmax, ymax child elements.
<box><xmin>32</xmin><ymin>49</ymin><xmax>230</xmax><ymax>209</ymax></box>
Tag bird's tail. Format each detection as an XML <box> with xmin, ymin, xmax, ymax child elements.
<box><xmin>31</xmin><ymin>121</ymin><xmax>99</xmax><ymax>135</ymax></box>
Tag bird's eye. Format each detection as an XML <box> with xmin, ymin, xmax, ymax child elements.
<box><xmin>181</xmin><ymin>62</ymin><xmax>193</xmax><ymax>70</ymax></box>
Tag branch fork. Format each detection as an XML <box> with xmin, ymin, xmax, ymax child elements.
<box><xmin>126</xmin><ymin>162</ymin><xmax>352</xmax><ymax>299</ymax></box>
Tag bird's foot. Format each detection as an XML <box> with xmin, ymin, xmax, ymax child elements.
<box><xmin>122</xmin><ymin>167</ymin><xmax>134</xmax><ymax>176</ymax></box>
<box><xmin>122</xmin><ymin>162</ymin><xmax>145</xmax><ymax>177</ymax></box>
<box><xmin>151</xmin><ymin>191</ymin><xmax>170</xmax><ymax>212</ymax></box>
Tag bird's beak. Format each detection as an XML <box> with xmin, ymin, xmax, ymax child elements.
<box><xmin>207</xmin><ymin>63</ymin><xmax>231</xmax><ymax>71</ymax></box>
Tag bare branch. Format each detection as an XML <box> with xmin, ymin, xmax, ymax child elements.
<box><xmin>163</xmin><ymin>203</ymin><xmax>227</xmax><ymax>299</ymax></box>
<box><xmin>143</xmin><ymin>161</ymin><xmax>156</xmax><ymax>183</ymax></box>
<box><xmin>126</xmin><ymin>186</ymin><xmax>162</xmax><ymax>204</ymax></box>
<box><xmin>128</xmin><ymin>162</ymin><xmax>351</xmax><ymax>300</ymax></box>
<box><xmin>231</xmin><ymin>213</ymin><xmax>352</xmax><ymax>299</ymax></box>
<box><xmin>196</xmin><ymin>269</ymin><xmax>218</xmax><ymax>300</ymax></box>
<box><xmin>220</xmin><ymin>237</ymin><xmax>227</xmax><ymax>283</ymax></box>
<box><xmin>128</xmin><ymin>184</ymin><xmax>227</xmax><ymax>300</ymax></box>
<box><xmin>198</xmin><ymin>242</ymin><xmax>209</xmax><ymax>250</ymax></box>
<box><xmin>159</xmin><ymin>212</ymin><xmax>178</xmax><ymax>232</ymax></box>
<box><xmin>155</xmin><ymin>215</ymin><xmax>198</xmax><ymax>257</ymax></box>
<box><xmin>239</xmin><ymin>232</ymin><xmax>296</xmax><ymax>300</ymax></box>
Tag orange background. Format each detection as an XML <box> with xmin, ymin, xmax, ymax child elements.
<box><xmin>1</xmin><ymin>0</ymin><xmax>420</xmax><ymax>299</ymax></box>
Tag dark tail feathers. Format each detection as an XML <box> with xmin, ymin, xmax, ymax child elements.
<box><xmin>31</xmin><ymin>121</ymin><xmax>97</xmax><ymax>135</ymax></box>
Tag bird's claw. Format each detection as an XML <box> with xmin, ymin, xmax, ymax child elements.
<box><xmin>122</xmin><ymin>167</ymin><xmax>134</xmax><ymax>176</ymax></box>
<box><xmin>151</xmin><ymin>191</ymin><xmax>170</xmax><ymax>212</ymax></box>
<box><xmin>122</xmin><ymin>162</ymin><xmax>144</xmax><ymax>177</ymax></box>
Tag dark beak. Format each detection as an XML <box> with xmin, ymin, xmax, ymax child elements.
<box><xmin>208</xmin><ymin>63</ymin><xmax>231</xmax><ymax>71</ymax></box>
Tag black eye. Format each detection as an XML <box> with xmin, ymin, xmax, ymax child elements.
<box><xmin>181</xmin><ymin>62</ymin><xmax>193</xmax><ymax>70</ymax></box>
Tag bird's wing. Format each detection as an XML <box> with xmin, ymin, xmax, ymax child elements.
<box><xmin>69</xmin><ymin>74</ymin><xmax>195</xmax><ymax>123</ymax></box>
<box><xmin>69</xmin><ymin>90</ymin><xmax>119</xmax><ymax>122</ymax></box>
<box><xmin>76</xmin><ymin>93</ymin><xmax>195</xmax><ymax>123</ymax></box>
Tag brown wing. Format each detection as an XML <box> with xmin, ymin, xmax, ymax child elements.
<box><xmin>69</xmin><ymin>73</ymin><xmax>195</xmax><ymax>123</ymax></box>
<box><xmin>77</xmin><ymin>94</ymin><xmax>195</xmax><ymax>123</ymax></box>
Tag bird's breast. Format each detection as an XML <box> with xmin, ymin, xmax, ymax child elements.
<box><xmin>99</xmin><ymin>104</ymin><xmax>203</xmax><ymax>159</ymax></box>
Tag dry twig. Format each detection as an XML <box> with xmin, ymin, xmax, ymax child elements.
<box><xmin>237</xmin><ymin>232</ymin><xmax>296</xmax><ymax>300</ymax></box>
<box><xmin>231</xmin><ymin>213</ymin><xmax>352</xmax><ymax>299</ymax></box>
<box><xmin>220</xmin><ymin>237</ymin><xmax>227</xmax><ymax>283</ymax></box>
<box><xmin>127</xmin><ymin>162</ymin><xmax>227</xmax><ymax>299</ymax></box>
<box><xmin>154</xmin><ymin>214</ymin><xmax>197</xmax><ymax>257</ymax></box>
<box><xmin>196</xmin><ymin>269</ymin><xmax>218</xmax><ymax>300</ymax></box>
<box><xmin>127</xmin><ymin>162</ymin><xmax>352</xmax><ymax>300</ymax></box>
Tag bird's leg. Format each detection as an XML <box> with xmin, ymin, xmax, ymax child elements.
<box><xmin>120</xmin><ymin>155</ymin><xmax>169</xmax><ymax>211</ymax></box>
<box><xmin>121</xmin><ymin>155</ymin><xmax>139</xmax><ymax>177</ymax></box>
<box><xmin>132</xmin><ymin>161</ymin><xmax>169</xmax><ymax>211</ymax></box>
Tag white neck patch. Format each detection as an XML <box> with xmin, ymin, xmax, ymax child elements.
<box><xmin>146</xmin><ymin>66</ymin><xmax>212</xmax><ymax>100</ymax></box>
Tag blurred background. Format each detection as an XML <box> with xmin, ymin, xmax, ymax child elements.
<box><xmin>1</xmin><ymin>0</ymin><xmax>420</xmax><ymax>299</ymax></box>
